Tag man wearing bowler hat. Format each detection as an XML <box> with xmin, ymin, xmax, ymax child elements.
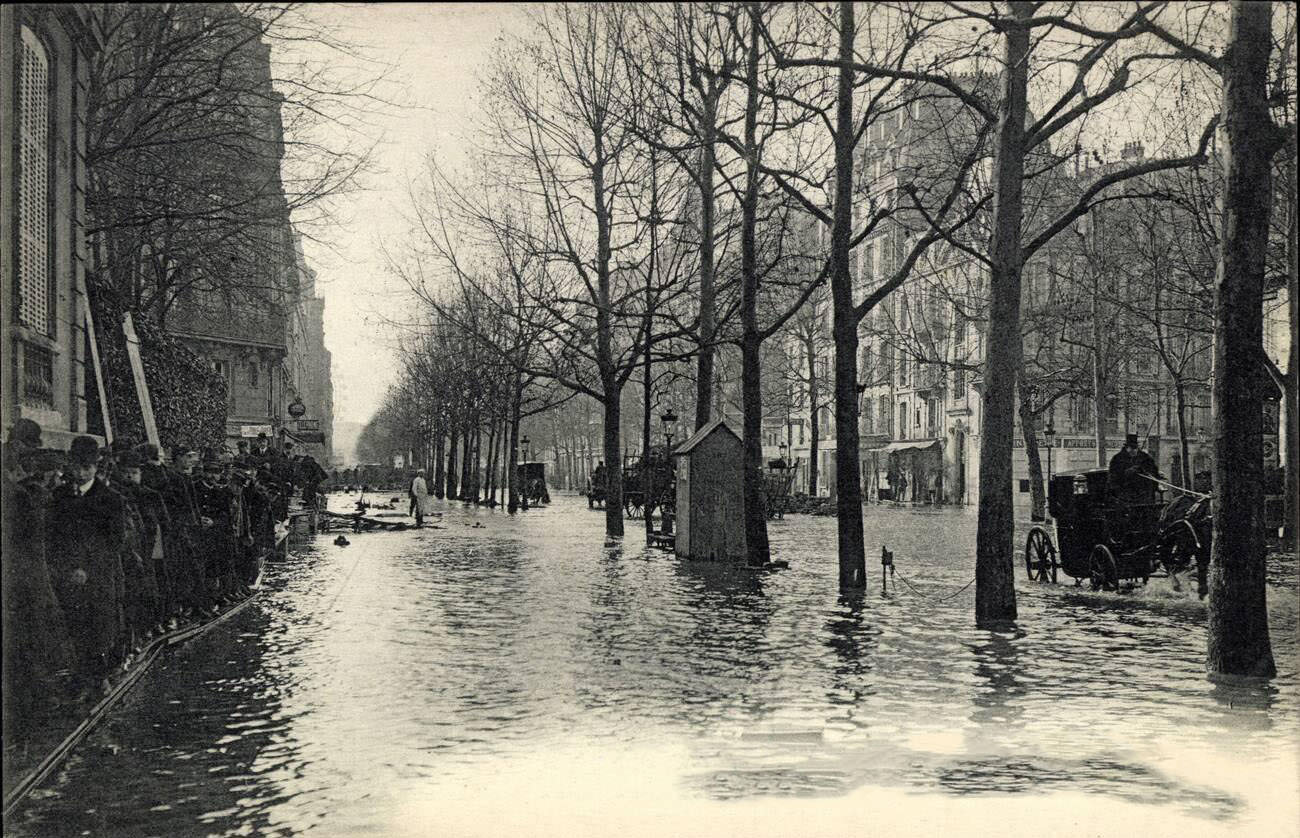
<box><xmin>46</xmin><ymin>436</ymin><xmax>127</xmax><ymax>697</ymax></box>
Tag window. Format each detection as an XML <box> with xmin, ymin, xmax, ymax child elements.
<box><xmin>863</xmin><ymin>398</ymin><xmax>874</xmax><ymax>434</ymax></box>
<box><xmin>897</xmin><ymin>401</ymin><xmax>908</xmax><ymax>440</ymax></box>
<box><xmin>22</xmin><ymin>344</ymin><xmax>54</xmax><ymax>407</ymax></box>
<box><xmin>928</xmin><ymin>398</ymin><xmax>939</xmax><ymax>437</ymax></box>
<box><xmin>17</xmin><ymin>26</ymin><xmax>53</xmax><ymax>336</ymax></box>
<box><xmin>248</xmin><ymin>360</ymin><xmax>260</xmax><ymax>387</ymax></box>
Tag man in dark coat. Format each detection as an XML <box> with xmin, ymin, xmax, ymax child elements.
<box><xmin>118</xmin><ymin>450</ymin><xmax>170</xmax><ymax>636</ymax></box>
<box><xmin>109</xmin><ymin>451</ymin><xmax>160</xmax><ymax>653</ymax></box>
<box><xmin>156</xmin><ymin>445</ymin><xmax>214</xmax><ymax>617</ymax></box>
<box><xmin>195</xmin><ymin>454</ymin><xmax>240</xmax><ymax>604</ymax></box>
<box><xmin>1108</xmin><ymin>433</ymin><xmax>1160</xmax><ymax>505</ymax></box>
<box><xmin>47</xmin><ymin>436</ymin><xmax>127</xmax><ymax>696</ymax></box>
<box><xmin>3</xmin><ymin>445</ymin><xmax>74</xmax><ymax>736</ymax></box>
<box><xmin>236</xmin><ymin>461</ymin><xmax>272</xmax><ymax>584</ymax></box>
<box><xmin>297</xmin><ymin>452</ymin><xmax>328</xmax><ymax>506</ymax></box>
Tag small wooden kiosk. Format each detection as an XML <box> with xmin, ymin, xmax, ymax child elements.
<box><xmin>672</xmin><ymin>418</ymin><xmax>746</xmax><ymax>561</ymax></box>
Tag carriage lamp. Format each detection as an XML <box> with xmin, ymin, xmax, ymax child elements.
<box><xmin>521</xmin><ymin>435</ymin><xmax>530</xmax><ymax>462</ymax></box>
<box><xmin>661</xmin><ymin>410</ymin><xmax>678</xmax><ymax>449</ymax></box>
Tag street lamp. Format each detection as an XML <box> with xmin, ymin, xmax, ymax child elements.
<box><xmin>661</xmin><ymin>409</ymin><xmax>678</xmax><ymax>449</ymax></box>
<box><xmin>778</xmin><ymin>441</ymin><xmax>787</xmax><ymax>466</ymax></box>
<box><xmin>521</xmin><ymin>435</ymin><xmax>530</xmax><ymax>462</ymax></box>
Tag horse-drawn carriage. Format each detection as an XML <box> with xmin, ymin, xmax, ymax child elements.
<box><xmin>621</xmin><ymin>447</ymin><xmax>676</xmax><ymax>519</ymax></box>
<box><xmin>1023</xmin><ymin>468</ymin><xmax>1211</xmax><ymax>592</ymax></box>
<box><xmin>762</xmin><ymin>459</ymin><xmax>798</xmax><ymax>519</ymax></box>
<box><xmin>519</xmin><ymin>461</ymin><xmax>550</xmax><ymax>506</ymax></box>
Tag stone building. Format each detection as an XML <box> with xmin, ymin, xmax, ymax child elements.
<box><xmin>1</xmin><ymin>5</ymin><xmax>102</xmax><ymax>449</ymax></box>
<box><xmin>164</xmin><ymin>18</ymin><xmax>332</xmax><ymax>459</ymax></box>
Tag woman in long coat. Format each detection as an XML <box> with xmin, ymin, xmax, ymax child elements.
<box><xmin>410</xmin><ymin>469</ymin><xmax>432</xmax><ymax>527</ymax></box>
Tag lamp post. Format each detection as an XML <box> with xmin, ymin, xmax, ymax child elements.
<box><xmin>661</xmin><ymin>409</ymin><xmax>677</xmax><ymax>450</ymax></box>
<box><xmin>521</xmin><ymin>435</ymin><xmax>530</xmax><ymax>462</ymax></box>
<box><xmin>659</xmin><ymin>410</ymin><xmax>678</xmax><ymax>535</ymax></box>
<box><xmin>520</xmin><ymin>434</ymin><xmax>530</xmax><ymax>510</ymax></box>
<box><xmin>778</xmin><ymin>441</ymin><xmax>787</xmax><ymax>467</ymax></box>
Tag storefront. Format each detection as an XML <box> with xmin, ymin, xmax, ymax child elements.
<box><xmin>880</xmin><ymin>439</ymin><xmax>943</xmax><ymax>503</ymax></box>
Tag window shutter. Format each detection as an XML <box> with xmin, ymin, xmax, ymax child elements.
<box><xmin>18</xmin><ymin>27</ymin><xmax>53</xmax><ymax>335</ymax></box>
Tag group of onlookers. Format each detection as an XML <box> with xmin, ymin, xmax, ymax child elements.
<box><xmin>1</xmin><ymin>420</ymin><xmax>322</xmax><ymax>745</ymax></box>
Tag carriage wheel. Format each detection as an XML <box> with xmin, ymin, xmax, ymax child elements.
<box><xmin>1024</xmin><ymin>527</ymin><xmax>1058</xmax><ymax>583</ymax></box>
<box><xmin>1159</xmin><ymin>520</ymin><xmax>1199</xmax><ymax>574</ymax></box>
<box><xmin>1089</xmin><ymin>544</ymin><xmax>1119</xmax><ymax>592</ymax></box>
<box><xmin>625</xmin><ymin>495</ymin><xmax>644</xmax><ymax>519</ymax></box>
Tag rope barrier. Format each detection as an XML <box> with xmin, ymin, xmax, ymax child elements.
<box><xmin>893</xmin><ymin>569</ymin><xmax>977</xmax><ymax>603</ymax></box>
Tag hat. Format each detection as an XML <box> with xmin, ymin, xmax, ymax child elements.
<box><xmin>136</xmin><ymin>443</ymin><xmax>160</xmax><ymax>461</ymax></box>
<box><xmin>117</xmin><ymin>449</ymin><xmax>145</xmax><ymax>469</ymax></box>
<box><xmin>8</xmin><ymin>418</ymin><xmax>42</xmax><ymax>448</ymax></box>
<box><xmin>1125</xmin><ymin>433</ymin><xmax>1139</xmax><ymax>446</ymax></box>
<box><xmin>69</xmin><ymin>435</ymin><xmax>100</xmax><ymax>466</ymax></box>
<box><xmin>257</xmin><ymin>433</ymin><xmax>268</xmax><ymax>440</ymax></box>
<box><xmin>173</xmin><ymin>443</ymin><xmax>199</xmax><ymax>459</ymax></box>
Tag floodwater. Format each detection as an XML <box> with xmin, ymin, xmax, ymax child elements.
<box><xmin>6</xmin><ymin>492</ymin><xmax>1298</xmax><ymax>838</ymax></box>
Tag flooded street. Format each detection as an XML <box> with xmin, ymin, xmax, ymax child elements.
<box><xmin>7</xmin><ymin>493</ymin><xmax>1298</xmax><ymax>838</ymax></box>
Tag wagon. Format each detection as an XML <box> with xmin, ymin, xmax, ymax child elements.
<box><xmin>762</xmin><ymin>460</ymin><xmax>798</xmax><ymax>519</ymax></box>
<box><xmin>519</xmin><ymin>462</ymin><xmax>550</xmax><ymax>506</ymax></box>
<box><xmin>621</xmin><ymin>447</ymin><xmax>675</xmax><ymax>519</ymax></box>
<box><xmin>1023</xmin><ymin>469</ymin><xmax>1211</xmax><ymax>591</ymax></box>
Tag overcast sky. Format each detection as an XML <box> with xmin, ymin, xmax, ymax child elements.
<box><xmin>285</xmin><ymin>3</ymin><xmax>529</xmax><ymax>432</ymax></box>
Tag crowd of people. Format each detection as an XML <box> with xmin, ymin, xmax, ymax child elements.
<box><xmin>1</xmin><ymin>421</ymin><xmax>327</xmax><ymax>746</ymax></box>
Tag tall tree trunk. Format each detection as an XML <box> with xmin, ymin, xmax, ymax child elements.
<box><xmin>1284</xmin><ymin>148</ymin><xmax>1298</xmax><ymax>541</ymax></box>
<box><xmin>739</xmin><ymin>4</ymin><xmax>769</xmax><ymax>565</ymax></box>
<box><xmin>1092</xmin><ymin>284</ymin><xmax>1110</xmax><ymax>467</ymax></box>
<box><xmin>459</xmin><ymin>425</ymin><xmax>473</xmax><ymax>501</ymax></box>
<box><xmin>603</xmin><ymin>383</ymin><xmax>624</xmax><ymax>537</ymax></box>
<box><xmin>1207</xmin><ymin>0</ymin><xmax>1279</xmax><ymax>678</ymax></box>
<box><xmin>805</xmin><ymin>328</ymin><xmax>821</xmax><ymax>496</ymax></box>
<box><xmin>974</xmin><ymin>1</ymin><xmax>1031</xmax><ymax>626</ymax></box>
<box><xmin>832</xmin><ymin>0</ymin><xmax>866</xmax><ymax>588</ymax></box>
<box><xmin>445</xmin><ymin>425</ymin><xmax>459</xmax><ymax>499</ymax></box>
<box><xmin>1174</xmin><ymin>381</ymin><xmax>1191</xmax><ymax>489</ymax></box>
<box><xmin>508</xmin><ymin>374</ymin><xmax>521</xmax><ymax>513</ymax></box>
<box><xmin>433</xmin><ymin>424</ymin><xmax>446</xmax><ymax>498</ymax></box>
<box><xmin>695</xmin><ymin>93</ymin><xmax>720</xmax><ymax>431</ymax></box>
<box><xmin>1018</xmin><ymin>378</ymin><xmax>1046</xmax><ymax>521</ymax></box>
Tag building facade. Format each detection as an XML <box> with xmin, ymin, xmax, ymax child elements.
<box><xmin>1</xmin><ymin>5</ymin><xmax>102</xmax><ymax>450</ymax></box>
<box><xmin>777</xmin><ymin>99</ymin><xmax>1217</xmax><ymax>514</ymax></box>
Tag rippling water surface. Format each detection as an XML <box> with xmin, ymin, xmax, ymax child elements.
<box><xmin>7</xmin><ymin>493</ymin><xmax>1298</xmax><ymax>837</ymax></box>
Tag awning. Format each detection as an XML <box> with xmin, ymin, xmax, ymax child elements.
<box><xmin>881</xmin><ymin>439</ymin><xmax>941</xmax><ymax>454</ymax></box>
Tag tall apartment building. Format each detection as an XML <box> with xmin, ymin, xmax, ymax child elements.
<box><xmin>164</xmin><ymin>13</ymin><xmax>332</xmax><ymax>461</ymax></box>
<box><xmin>780</xmin><ymin>93</ymin><xmax>1219</xmax><ymax>512</ymax></box>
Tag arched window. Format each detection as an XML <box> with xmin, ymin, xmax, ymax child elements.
<box><xmin>17</xmin><ymin>25</ymin><xmax>53</xmax><ymax>336</ymax></box>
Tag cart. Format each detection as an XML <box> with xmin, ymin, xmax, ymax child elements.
<box><xmin>762</xmin><ymin>460</ymin><xmax>798</xmax><ymax>519</ymax></box>
<box><xmin>621</xmin><ymin>447</ymin><xmax>675</xmax><ymax>519</ymax></box>
<box><xmin>519</xmin><ymin>462</ymin><xmax>550</xmax><ymax>506</ymax></box>
<box><xmin>1023</xmin><ymin>469</ymin><xmax>1211</xmax><ymax>591</ymax></box>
